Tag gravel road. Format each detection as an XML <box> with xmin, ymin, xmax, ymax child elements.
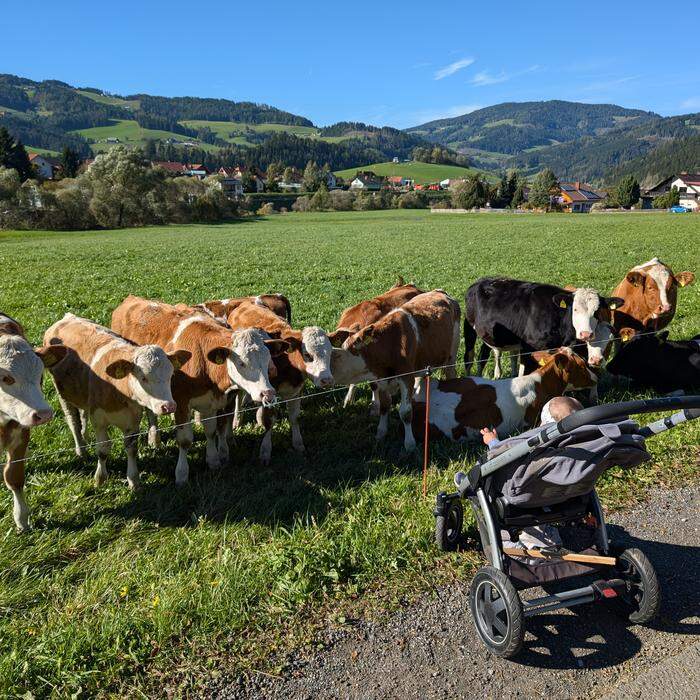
<box><xmin>211</xmin><ymin>485</ymin><xmax>700</xmax><ymax>700</ymax></box>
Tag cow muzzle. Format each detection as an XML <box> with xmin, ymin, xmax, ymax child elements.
<box><xmin>578</xmin><ymin>331</ymin><xmax>592</xmax><ymax>341</ymax></box>
<box><xmin>159</xmin><ymin>401</ymin><xmax>177</xmax><ymax>415</ymax></box>
<box><xmin>260</xmin><ymin>389</ymin><xmax>277</xmax><ymax>407</ymax></box>
<box><xmin>30</xmin><ymin>408</ymin><xmax>54</xmax><ymax>426</ymax></box>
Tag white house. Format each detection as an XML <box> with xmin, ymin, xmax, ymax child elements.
<box><xmin>28</xmin><ymin>153</ymin><xmax>54</xmax><ymax>180</ymax></box>
<box><xmin>349</xmin><ymin>173</ymin><xmax>382</xmax><ymax>191</ymax></box>
<box><xmin>219</xmin><ymin>177</ymin><xmax>244</xmax><ymax>199</ymax></box>
<box><xmin>671</xmin><ymin>173</ymin><xmax>700</xmax><ymax>211</ymax></box>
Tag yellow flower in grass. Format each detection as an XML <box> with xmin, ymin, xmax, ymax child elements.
<box><xmin>152</xmin><ymin>595</ymin><xmax>160</xmax><ymax>608</ymax></box>
<box><xmin>119</xmin><ymin>586</ymin><xmax>129</xmax><ymax>599</ymax></box>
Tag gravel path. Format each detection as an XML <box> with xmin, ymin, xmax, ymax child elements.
<box><xmin>211</xmin><ymin>485</ymin><xmax>700</xmax><ymax>700</ymax></box>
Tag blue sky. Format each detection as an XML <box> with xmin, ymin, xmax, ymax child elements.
<box><xmin>5</xmin><ymin>1</ymin><xmax>699</xmax><ymax>127</ymax></box>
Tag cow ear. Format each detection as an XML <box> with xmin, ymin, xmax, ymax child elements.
<box><xmin>327</xmin><ymin>329</ymin><xmax>352</xmax><ymax>348</ymax></box>
<box><xmin>553</xmin><ymin>353</ymin><xmax>568</xmax><ymax>370</ymax></box>
<box><xmin>168</xmin><ymin>349</ymin><xmax>192</xmax><ymax>370</ymax></box>
<box><xmin>532</xmin><ymin>351</ymin><xmax>551</xmax><ymax>366</ymax></box>
<box><xmin>552</xmin><ymin>293</ymin><xmax>572</xmax><ymax>309</ymax></box>
<box><xmin>604</xmin><ymin>296</ymin><xmax>625</xmax><ymax>311</ymax></box>
<box><xmin>675</xmin><ymin>271</ymin><xmax>695</xmax><ymax>288</ymax></box>
<box><xmin>657</xmin><ymin>331</ymin><xmax>669</xmax><ymax>343</ymax></box>
<box><xmin>620</xmin><ymin>327</ymin><xmax>637</xmax><ymax>343</ymax></box>
<box><xmin>105</xmin><ymin>359</ymin><xmax>134</xmax><ymax>379</ymax></box>
<box><xmin>626</xmin><ymin>271</ymin><xmax>645</xmax><ymax>287</ymax></box>
<box><xmin>283</xmin><ymin>337</ymin><xmax>302</xmax><ymax>354</ymax></box>
<box><xmin>363</xmin><ymin>324</ymin><xmax>376</xmax><ymax>344</ymax></box>
<box><xmin>265</xmin><ymin>339</ymin><xmax>291</xmax><ymax>357</ymax></box>
<box><xmin>206</xmin><ymin>347</ymin><xmax>231</xmax><ymax>365</ymax></box>
<box><xmin>34</xmin><ymin>344</ymin><xmax>68</xmax><ymax>368</ymax></box>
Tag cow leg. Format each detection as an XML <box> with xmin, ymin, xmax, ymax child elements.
<box><xmin>174</xmin><ymin>405</ymin><xmax>192</xmax><ymax>485</ymax></box>
<box><xmin>57</xmin><ymin>393</ymin><xmax>87</xmax><ymax>457</ymax></box>
<box><xmin>258</xmin><ymin>406</ymin><xmax>275</xmax><ymax>466</ymax></box>
<box><xmin>375</xmin><ymin>386</ymin><xmax>392</xmax><ymax>442</ymax></box>
<box><xmin>445</xmin><ymin>321</ymin><xmax>460</xmax><ymax>379</ymax></box>
<box><xmin>232</xmin><ymin>389</ymin><xmax>251</xmax><ymax>429</ymax></box>
<box><xmin>369</xmin><ymin>381</ymin><xmax>382</xmax><ymax>416</ymax></box>
<box><xmin>343</xmin><ymin>384</ymin><xmax>356</xmax><ymax>408</ymax></box>
<box><xmin>511</xmin><ymin>351</ymin><xmax>520</xmax><ymax>377</ymax></box>
<box><xmin>398</xmin><ymin>379</ymin><xmax>416</xmax><ymax>452</ymax></box>
<box><xmin>79</xmin><ymin>409</ymin><xmax>89</xmax><ymax>441</ymax></box>
<box><xmin>474</xmin><ymin>343</ymin><xmax>491</xmax><ymax>378</ymax></box>
<box><xmin>287</xmin><ymin>397</ymin><xmax>305</xmax><ymax>453</ymax></box>
<box><xmin>201</xmin><ymin>411</ymin><xmax>221</xmax><ymax>470</ymax></box>
<box><xmin>123</xmin><ymin>427</ymin><xmax>140</xmax><ymax>490</ymax></box>
<box><xmin>216</xmin><ymin>413</ymin><xmax>231</xmax><ymax>466</ymax></box>
<box><xmin>93</xmin><ymin>421</ymin><xmax>110</xmax><ymax>487</ymax></box>
<box><xmin>4</xmin><ymin>429</ymin><xmax>30</xmax><ymax>532</ymax></box>
<box><xmin>145</xmin><ymin>408</ymin><xmax>160</xmax><ymax>448</ymax></box>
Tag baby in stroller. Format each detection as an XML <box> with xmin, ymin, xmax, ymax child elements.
<box><xmin>435</xmin><ymin>394</ymin><xmax>700</xmax><ymax>658</ymax></box>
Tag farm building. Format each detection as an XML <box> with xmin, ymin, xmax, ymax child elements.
<box><xmin>218</xmin><ymin>177</ymin><xmax>244</xmax><ymax>199</ymax></box>
<box><xmin>185</xmin><ymin>163</ymin><xmax>210</xmax><ymax>179</ymax></box>
<box><xmin>28</xmin><ymin>153</ymin><xmax>55</xmax><ymax>180</ymax></box>
<box><xmin>640</xmin><ymin>172</ymin><xmax>700</xmax><ymax>210</ymax></box>
<box><xmin>558</xmin><ymin>181</ymin><xmax>603</xmax><ymax>213</ymax></box>
<box><xmin>152</xmin><ymin>161</ymin><xmax>187</xmax><ymax>175</ymax></box>
<box><xmin>387</xmin><ymin>175</ymin><xmax>413</xmax><ymax>188</ymax></box>
<box><xmin>350</xmin><ymin>172</ymin><xmax>382</xmax><ymax>191</ymax></box>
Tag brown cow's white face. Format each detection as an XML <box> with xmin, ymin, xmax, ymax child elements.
<box><xmin>627</xmin><ymin>258</ymin><xmax>695</xmax><ymax>321</ymax></box>
<box><xmin>0</xmin><ymin>337</ymin><xmax>58</xmax><ymax>428</ymax></box>
<box><xmin>300</xmin><ymin>326</ymin><xmax>334</xmax><ymax>388</ymax></box>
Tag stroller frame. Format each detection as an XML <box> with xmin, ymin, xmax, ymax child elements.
<box><xmin>434</xmin><ymin>396</ymin><xmax>700</xmax><ymax>657</ymax></box>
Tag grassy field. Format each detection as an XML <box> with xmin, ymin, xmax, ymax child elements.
<box><xmin>334</xmin><ymin>160</ymin><xmax>495</xmax><ymax>184</ymax></box>
<box><xmin>76</xmin><ymin>90</ymin><xmax>141</xmax><ymax>111</ymax></box>
<box><xmin>1</xmin><ymin>211</ymin><xmax>699</xmax><ymax>697</ymax></box>
<box><xmin>180</xmin><ymin>120</ymin><xmax>320</xmax><ymax>146</ymax></box>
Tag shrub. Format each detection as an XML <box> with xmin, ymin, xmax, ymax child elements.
<box><xmin>256</xmin><ymin>202</ymin><xmax>276</xmax><ymax>216</ymax></box>
<box><xmin>292</xmin><ymin>195</ymin><xmax>311</xmax><ymax>212</ymax></box>
<box><xmin>397</xmin><ymin>191</ymin><xmax>428</xmax><ymax>209</ymax></box>
<box><xmin>328</xmin><ymin>189</ymin><xmax>355</xmax><ymax>211</ymax></box>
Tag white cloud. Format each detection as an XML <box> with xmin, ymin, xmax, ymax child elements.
<box><xmin>681</xmin><ymin>96</ymin><xmax>700</xmax><ymax>111</ymax></box>
<box><xmin>407</xmin><ymin>104</ymin><xmax>482</xmax><ymax>126</ymax></box>
<box><xmin>434</xmin><ymin>58</ymin><xmax>475</xmax><ymax>80</ymax></box>
<box><xmin>470</xmin><ymin>65</ymin><xmax>541</xmax><ymax>87</ymax></box>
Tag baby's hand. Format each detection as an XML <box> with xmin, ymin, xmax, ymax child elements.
<box><xmin>480</xmin><ymin>427</ymin><xmax>498</xmax><ymax>446</ymax></box>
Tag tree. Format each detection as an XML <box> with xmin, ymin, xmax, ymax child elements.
<box><xmin>653</xmin><ymin>186</ymin><xmax>680</xmax><ymax>209</ymax></box>
<box><xmin>451</xmin><ymin>175</ymin><xmax>489</xmax><ymax>209</ymax></box>
<box><xmin>493</xmin><ymin>172</ymin><xmax>512</xmax><ymax>208</ymax></box>
<box><xmin>240</xmin><ymin>168</ymin><xmax>257</xmax><ymax>193</ymax></box>
<box><xmin>0</xmin><ymin>127</ymin><xmax>33</xmax><ymax>181</ymax></box>
<box><xmin>528</xmin><ymin>168</ymin><xmax>559</xmax><ymax>210</ymax></box>
<box><xmin>506</xmin><ymin>170</ymin><xmax>519</xmax><ymax>203</ymax></box>
<box><xmin>303</xmin><ymin>160</ymin><xmax>322</xmax><ymax>192</ymax></box>
<box><xmin>309</xmin><ymin>184</ymin><xmax>331</xmax><ymax>210</ymax></box>
<box><xmin>60</xmin><ymin>146</ymin><xmax>81</xmax><ymax>179</ymax></box>
<box><xmin>613</xmin><ymin>175</ymin><xmax>641</xmax><ymax>209</ymax></box>
<box><xmin>511</xmin><ymin>178</ymin><xmax>526</xmax><ymax>208</ymax></box>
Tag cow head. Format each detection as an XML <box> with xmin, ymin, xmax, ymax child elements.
<box><xmin>585</xmin><ymin>322</ymin><xmax>617</xmax><ymax>369</ymax></box>
<box><xmin>625</xmin><ymin>258</ymin><xmax>694</xmax><ymax>322</ymax></box>
<box><xmin>292</xmin><ymin>327</ymin><xmax>334</xmax><ymax>388</ymax></box>
<box><xmin>553</xmin><ymin>288</ymin><xmax>624</xmax><ymax>342</ymax></box>
<box><xmin>606</xmin><ymin>329</ymin><xmax>670</xmax><ymax>379</ymax></box>
<box><xmin>105</xmin><ymin>346</ymin><xmax>191</xmax><ymax>416</ymax></box>
<box><xmin>0</xmin><ymin>338</ymin><xmax>66</xmax><ymax>428</ymax></box>
<box><xmin>532</xmin><ymin>346</ymin><xmax>597</xmax><ymax>391</ymax></box>
<box><xmin>207</xmin><ymin>329</ymin><xmax>283</xmax><ymax>405</ymax></box>
<box><xmin>342</xmin><ymin>324</ymin><xmax>377</xmax><ymax>355</ymax></box>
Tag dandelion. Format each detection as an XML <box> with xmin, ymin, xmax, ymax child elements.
<box><xmin>152</xmin><ymin>595</ymin><xmax>160</xmax><ymax>608</ymax></box>
<box><xmin>119</xmin><ymin>586</ymin><xmax>129</xmax><ymax>599</ymax></box>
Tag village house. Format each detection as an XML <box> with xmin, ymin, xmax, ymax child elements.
<box><xmin>218</xmin><ymin>178</ymin><xmax>244</xmax><ymax>199</ymax></box>
<box><xmin>558</xmin><ymin>181</ymin><xmax>603</xmax><ymax>213</ymax></box>
<box><xmin>387</xmin><ymin>175</ymin><xmax>414</xmax><ymax>189</ymax></box>
<box><xmin>349</xmin><ymin>171</ymin><xmax>382</xmax><ymax>191</ymax></box>
<box><xmin>641</xmin><ymin>172</ymin><xmax>700</xmax><ymax>210</ymax></box>
<box><xmin>28</xmin><ymin>153</ymin><xmax>55</xmax><ymax>180</ymax></box>
<box><xmin>152</xmin><ymin>161</ymin><xmax>187</xmax><ymax>176</ymax></box>
<box><xmin>184</xmin><ymin>163</ymin><xmax>210</xmax><ymax>179</ymax></box>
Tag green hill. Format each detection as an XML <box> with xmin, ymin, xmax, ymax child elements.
<box><xmin>335</xmin><ymin>161</ymin><xmax>493</xmax><ymax>184</ymax></box>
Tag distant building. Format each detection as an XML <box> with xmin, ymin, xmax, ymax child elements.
<box><xmin>558</xmin><ymin>181</ymin><xmax>603</xmax><ymax>213</ymax></box>
<box><xmin>387</xmin><ymin>175</ymin><xmax>413</xmax><ymax>188</ymax></box>
<box><xmin>641</xmin><ymin>172</ymin><xmax>700</xmax><ymax>211</ymax></box>
<box><xmin>349</xmin><ymin>172</ymin><xmax>382</xmax><ymax>191</ymax></box>
<box><xmin>152</xmin><ymin>161</ymin><xmax>186</xmax><ymax>176</ymax></box>
<box><xmin>392</xmin><ymin>156</ymin><xmax>399</xmax><ymax>163</ymax></box>
<box><xmin>439</xmin><ymin>178</ymin><xmax>465</xmax><ymax>190</ymax></box>
<box><xmin>185</xmin><ymin>163</ymin><xmax>210</xmax><ymax>178</ymax></box>
<box><xmin>219</xmin><ymin>178</ymin><xmax>244</xmax><ymax>199</ymax></box>
<box><xmin>105</xmin><ymin>137</ymin><xmax>120</xmax><ymax>144</ymax></box>
<box><xmin>28</xmin><ymin>153</ymin><xmax>55</xmax><ymax>179</ymax></box>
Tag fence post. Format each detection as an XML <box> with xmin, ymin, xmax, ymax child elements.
<box><xmin>422</xmin><ymin>367</ymin><xmax>432</xmax><ymax>499</ymax></box>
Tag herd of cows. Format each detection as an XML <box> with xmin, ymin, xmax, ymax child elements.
<box><xmin>1</xmin><ymin>257</ymin><xmax>699</xmax><ymax>532</ymax></box>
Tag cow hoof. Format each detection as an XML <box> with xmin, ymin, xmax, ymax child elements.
<box><xmin>148</xmin><ymin>434</ymin><xmax>161</xmax><ymax>449</ymax></box>
<box><xmin>369</xmin><ymin>403</ymin><xmax>380</xmax><ymax>417</ymax></box>
<box><xmin>292</xmin><ymin>441</ymin><xmax>305</xmax><ymax>454</ymax></box>
<box><xmin>75</xmin><ymin>447</ymin><xmax>87</xmax><ymax>459</ymax></box>
<box><xmin>259</xmin><ymin>455</ymin><xmax>271</xmax><ymax>467</ymax></box>
<box><xmin>94</xmin><ymin>475</ymin><xmax>108</xmax><ymax>487</ymax></box>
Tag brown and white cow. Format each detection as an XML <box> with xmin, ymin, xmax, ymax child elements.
<box><xmin>330</xmin><ymin>290</ymin><xmax>461</xmax><ymax>452</ymax></box>
<box><xmin>194</xmin><ymin>294</ymin><xmax>292</xmax><ymax>325</ymax></box>
<box><xmin>0</xmin><ymin>313</ymin><xmax>66</xmax><ymax>531</ymax></box>
<box><xmin>330</xmin><ymin>279</ymin><xmax>424</xmax><ymax>410</ymax></box>
<box><xmin>611</xmin><ymin>258</ymin><xmax>695</xmax><ymax>333</ymax></box>
<box><xmin>112</xmin><ymin>295</ymin><xmax>285</xmax><ymax>484</ymax></box>
<box><xmin>44</xmin><ymin>314</ymin><xmax>190</xmax><ymax>489</ymax></box>
<box><xmin>226</xmin><ymin>300</ymin><xmax>335</xmax><ymax>464</ymax></box>
<box><xmin>411</xmin><ymin>347</ymin><xmax>597</xmax><ymax>442</ymax></box>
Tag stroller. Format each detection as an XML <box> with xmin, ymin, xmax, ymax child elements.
<box><xmin>433</xmin><ymin>396</ymin><xmax>700</xmax><ymax>658</ymax></box>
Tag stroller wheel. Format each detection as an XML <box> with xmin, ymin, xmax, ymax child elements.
<box><xmin>613</xmin><ymin>547</ymin><xmax>660</xmax><ymax>624</ymax></box>
<box><xmin>435</xmin><ymin>498</ymin><xmax>463</xmax><ymax>551</ymax></box>
<box><xmin>469</xmin><ymin>567</ymin><xmax>524</xmax><ymax>658</ymax></box>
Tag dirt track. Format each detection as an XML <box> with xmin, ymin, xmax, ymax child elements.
<box><xmin>211</xmin><ymin>485</ymin><xmax>700</xmax><ymax>700</ymax></box>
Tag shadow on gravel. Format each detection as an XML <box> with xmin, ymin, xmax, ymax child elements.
<box><xmin>515</xmin><ymin>525</ymin><xmax>699</xmax><ymax>670</ymax></box>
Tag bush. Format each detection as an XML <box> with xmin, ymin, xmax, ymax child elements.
<box><xmin>328</xmin><ymin>189</ymin><xmax>355</xmax><ymax>211</ymax></box>
<box><xmin>451</xmin><ymin>175</ymin><xmax>489</xmax><ymax>209</ymax></box>
<box><xmin>292</xmin><ymin>195</ymin><xmax>311</xmax><ymax>212</ymax></box>
<box><xmin>256</xmin><ymin>202</ymin><xmax>276</xmax><ymax>216</ymax></box>
<box><xmin>397</xmin><ymin>191</ymin><xmax>428</xmax><ymax>209</ymax></box>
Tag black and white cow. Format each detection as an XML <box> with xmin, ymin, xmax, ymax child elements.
<box><xmin>464</xmin><ymin>277</ymin><xmax>623</xmax><ymax>378</ymax></box>
<box><xmin>607</xmin><ymin>330</ymin><xmax>700</xmax><ymax>393</ymax></box>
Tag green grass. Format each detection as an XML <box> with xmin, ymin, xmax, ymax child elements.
<box><xmin>1</xmin><ymin>211</ymin><xmax>699</xmax><ymax>697</ymax></box>
<box><xmin>334</xmin><ymin>160</ymin><xmax>495</xmax><ymax>184</ymax></box>
<box><xmin>76</xmin><ymin>90</ymin><xmax>140</xmax><ymax>111</ymax></box>
<box><xmin>180</xmin><ymin>120</ymin><xmax>320</xmax><ymax>146</ymax></box>
<box><xmin>26</xmin><ymin>145</ymin><xmax>60</xmax><ymax>156</ymax></box>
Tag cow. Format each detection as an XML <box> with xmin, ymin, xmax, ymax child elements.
<box><xmin>43</xmin><ymin>314</ymin><xmax>191</xmax><ymax>489</ymax></box>
<box><xmin>111</xmin><ymin>295</ymin><xmax>285</xmax><ymax>484</ymax></box>
<box><xmin>226</xmin><ymin>300</ymin><xmax>335</xmax><ymax>464</ymax></box>
<box><xmin>0</xmin><ymin>313</ymin><xmax>67</xmax><ymax>531</ymax></box>
<box><xmin>610</xmin><ymin>258</ymin><xmax>695</xmax><ymax>333</ymax></box>
<box><xmin>330</xmin><ymin>290</ymin><xmax>461</xmax><ymax>452</ymax></box>
<box><xmin>194</xmin><ymin>294</ymin><xmax>292</xmax><ymax>325</ymax></box>
<box><xmin>412</xmin><ymin>347</ymin><xmax>597</xmax><ymax>442</ymax></box>
<box><xmin>607</xmin><ymin>330</ymin><xmax>700</xmax><ymax>393</ymax></box>
<box><xmin>330</xmin><ymin>278</ymin><xmax>424</xmax><ymax>412</ymax></box>
<box><xmin>464</xmin><ymin>277</ymin><xmax>623</xmax><ymax>378</ymax></box>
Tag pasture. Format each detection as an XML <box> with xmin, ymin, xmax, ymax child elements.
<box><xmin>1</xmin><ymin>210</ymin><xmax>699</xmax><ymax>697</ymax></box>
<box><xmin>334</xmin><ymin>160</ymin><xmax>494</xmax><ymax>184</ymax></box>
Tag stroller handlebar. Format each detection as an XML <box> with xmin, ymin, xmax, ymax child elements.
<box><xmin>557</xmin><ymin>395</ymin><xmax>700</xmax><ymax>433</ymax></box>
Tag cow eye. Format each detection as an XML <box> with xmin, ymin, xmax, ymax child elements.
<box><xmin>302</xmin><ymin>351</ymin><xmax>313</xmax><ymax>362</ymax></box>
<box><xmin>2</xmin><ymin>375</ymin><xmax>15</xmax><ymax>386</ymax></box>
